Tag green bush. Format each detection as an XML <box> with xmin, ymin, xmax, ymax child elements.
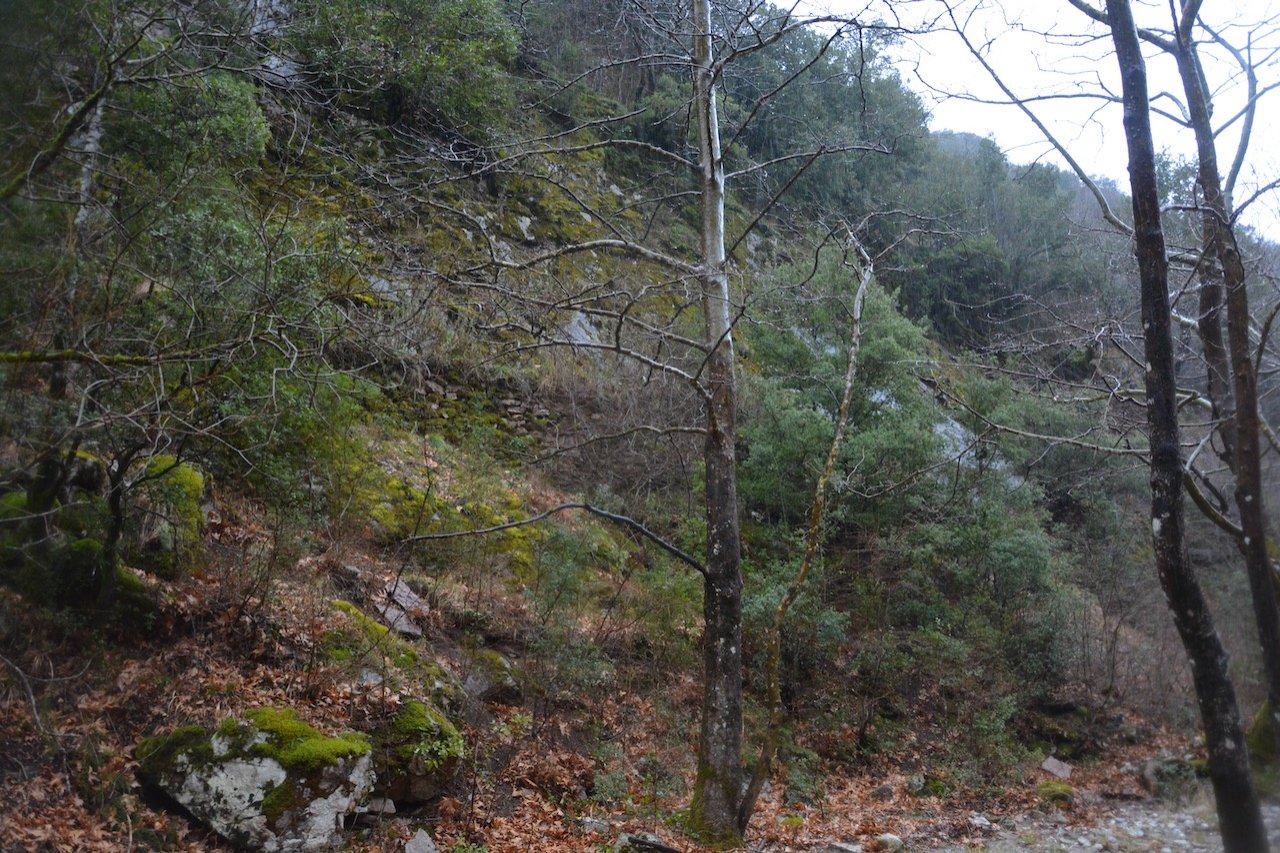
<box><xmin>109</xmin><ymin>72</ymin><xmax>269</xmax><ymax>177</ymax></box>
<box><xmin>742</xmin><ymin>545</ymin><xmax>848</xmax><ymax>694</ymax></box>
<box><xmin>288</xmin><ymin>0</ymin><xmax>516</xmax><ymax>137</ymax></box>
<box><xmin>590</xmin><ymin>769</ymin><xmax>629</xmax><ymax>806</ymax></box>
<box><xmin>213</xmin><ymin>368</ymin><xmax>378</xmax><ymax>521</ymax></box>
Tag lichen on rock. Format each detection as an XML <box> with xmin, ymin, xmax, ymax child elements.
<box><xmin>137</xmin><ymin>708</ymin><xmax>372</xmax><ymax>852</ymax></box>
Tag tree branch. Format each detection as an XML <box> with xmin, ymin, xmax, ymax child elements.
<box><xmin>405</xmin><ymin>502</ymin><xmax>704</xmax><ymax>574</ymax></box>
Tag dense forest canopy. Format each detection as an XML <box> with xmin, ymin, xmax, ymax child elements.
<box><xmin>3</xmin><ymin>0</ymin><xmax>1280</xmax><ymax>850</ymax></box>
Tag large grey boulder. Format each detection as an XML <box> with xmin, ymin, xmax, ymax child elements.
<box><xmin>137</xmin><ymin>708</ymin><xmax>373</xmax><ymax>851</ymax></box>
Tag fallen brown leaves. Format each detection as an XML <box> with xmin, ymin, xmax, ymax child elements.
<box><xmin>0</xmin><ymin>509</ymin><xmax>1196</xmax><ymax>853</ymax></box>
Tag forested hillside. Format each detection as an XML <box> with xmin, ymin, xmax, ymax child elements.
<box><xmin>3</xmin><ymin>1</ymin><xmax>1280</xmax><ymax>850</ymax></box>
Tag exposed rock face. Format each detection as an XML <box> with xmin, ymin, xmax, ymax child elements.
<box><xmin>332</xmin><ymin>564</ymin><xmax>430</xmax><ymax>638</ymax></box>
<box><xmin>1041</xmin><ymin>755</ymin><xmax>1073</xmax><ymax>779</ymax></box>
<box><xmin>137</xmin><ymin>709</ymin><xmax>373</xmax><ymax>851</ymax></box>
<box><xmin>377</xmin><ymin>577</ymin><xmax>430</xmax><ymax>638</ymax></box>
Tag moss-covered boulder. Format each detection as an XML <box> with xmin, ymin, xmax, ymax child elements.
<box><xmin>1247</xmin><ymin>702</ymin><xmax>1277</xmax><ymax>768</ymax></box>
<box><xmin>1</xmin><ymin>530</ymin><xmax>107</xmax><ymax>607</ymax></box>
<box><xmin>373</xmin><ymin>700</ymin><xmax>464</xmax><ymax>805</ymax></box>
<box><xmin>463</xmin><ymin>647</ymin><xmax>522</xmax><ymax>704</ymax></box>
<box><xmin>1036</xmin><ymin>779</ymin><xmax>1075</xmax><ymax>808</ymax></box>
<box><xmin>326</xmin><ymin>599</ymin><xmax>421</xmax><ymax>670</ymax></box>
<box><xmin>137</xmin><ymin>708</ymin><xmax>372</xmax><ymax>851</ymax></box>
<box><xmin>131</xmin><ymin>454</ymin><xmax>205</xmax><ymax>578</ymax></box>
<box><xmin>422</xmin><ymin>659</ymin><xmax>466</xmax><ymax>715</ymax></box>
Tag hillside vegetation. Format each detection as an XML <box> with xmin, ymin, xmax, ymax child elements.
<box><xmin>2</xmin><ymin>0</ymin><xmax>1279</xmax><ymax>850</ymax></box>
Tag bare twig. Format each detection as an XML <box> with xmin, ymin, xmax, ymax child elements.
<box><xmin>405</xmin><ymin>502</ymin><xmax>705</xmax><ymax>574</ymax></box>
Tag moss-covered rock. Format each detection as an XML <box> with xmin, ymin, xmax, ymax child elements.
<box><xmin>137</xmin><ymin>725</ymin><xmax>216</xmax><ymax>775</ymax></box>
<box><xmin>463</xmin><ymin>647</ymin><xmax>522</xmax><ymax>704</ymax></box>
<box><xmin>373</xmin><ymin>700</ymin><xmax>464</xmax><ymax>805</ymax></box>
<box><xmin>905</xmin><ymin>771</ymin><xmax>951</xmax><ymax>798</ymax></box>
<box><xmin>1036</xmin><ymin>780</ymin><xmax>1075</xmax><ymax>807</ymax></box>
<box><xmin>421</xmin><ymin>659</ymin><xmax>466</xmax><ymax>715</ymax></box>
<box><xmin>1</xmin><ymin>530</ymin><xmax>106</xmax><ymax>607</ymax></box>
<box><xmin>136</xmin><ymin>708</ymin><xmax>372</xmax><ymax>852</ymax></box>
<box><xmin>1247</xmin><ymin>702</ymin><xmax>1277</xmax><ymax>768</ymax></box>
<box><xmin>0</xmin><ymin>485</ymin><xmax>118</xmax><ymax>607</ymax></box>
<box><xmin>54</xmin><ymin>492</ymin><xmax>108</xmax><ymax>540</ymax></box>
<box><xmin>326</xmin><ymin>599</ymin><xmax>420</xmax><ymax>670</ymax></box>
<box><xmin>132</xmin><ymin>454</ymin><xmax>205</xmax><ymax>578</ymax></box>
<box><xmin>111</xmin><ymin>565</ymin><xmax>161</xmax><ymax>627</ymax></box>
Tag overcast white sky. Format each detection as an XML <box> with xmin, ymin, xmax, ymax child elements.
<box><xmin>801</xmin><ymin>0</ymin><xmax>1280</xmax><ymax>235</ymax></box>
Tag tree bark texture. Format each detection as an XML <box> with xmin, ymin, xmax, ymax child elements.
<box><xmin>1195</xmin><ymin>262</ymin><xmax>1234</xmax><ymax>467</ymax></box>
<box><xmin>1104</xmin><ymin>2</ymin><xmax>1268</xmax><ymax>849</ymax></box>
<box><xmin>687</xmin><ymin>0</ymin><xmax>746</xmax><ymax>843</ymax></box>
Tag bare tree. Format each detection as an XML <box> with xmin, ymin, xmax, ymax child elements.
<box><xmin>918</xmin><ymin>0</ymin><xmax>1280</xmax><ymax>846</ymax></box>
<box><xmin>1101</xmin><ymin>2</ymin><xmax>1266</xmax><ymax>845</ymax></box>
<box><xmin>405</xmin><ymin>0</ymin><xmax>912</xmax><ymax>841</ymax></box>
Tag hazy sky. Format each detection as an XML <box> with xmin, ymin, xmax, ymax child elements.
<box><xmin>803</xmin><ymin>0</ymin><xmax>1280</xmax><ymax>233</ymax></box>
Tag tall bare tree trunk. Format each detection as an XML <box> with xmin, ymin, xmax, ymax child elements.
<box><xmin>1105</xmin><ymin>2</ymin><xmax>1267</xmax><ymax>849</ymax></box>
<box><xmin>687</xmin><ymin>0</ymin><xmax>745</xmax><ymax>843</ymax></box>
<box><xmin>1171</xmin><ymin>22</ymin><xmax>1280</xmax><ymax>759</ymax></box>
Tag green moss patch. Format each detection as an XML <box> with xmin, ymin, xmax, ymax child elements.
<box><xmin>133</xmin><ymin>454</ymin><xmax>206</xmax><ymax>578</ymax></box>
<box><xmin>136</xmin><ymin>725</ymin><xmax>218</xmax><ymax>778</ymax></box>
<box><xmin>1248</xmin><ymin>702</ymin><xmax>1276</xmax><ymax>768</ymax></box>
<box><xmin>244</xmin><ymin>707</ymin><xmax>370</xmax><ymax>774</ymax></box>
<box><xmin>139</xmin><ymin>711</ymin><xmax>369</xmax><ymax>784</ymax></box>
<box><xmin>388</xmin><ymin>700</ymin><xmax>463</xmax><ymax>772</ymax></box>
<box><xmin>0</xmin><ymin>490</ymin><xmax>28</xmax><ymax>523</ymax></box>
<box><xmin>1036</xmin><ymin>780</ymin><xmax>1074</xmax><ymax>807</ymax></box>
<box><xmin>236</xmin><ymin>710</ymin><xmax>370</xmax><ymax>824</ymax></box>
<box><xmin>326</xmin><ymin>599</ymin><xmax>420</xmax><ymax>669</ymax></box>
